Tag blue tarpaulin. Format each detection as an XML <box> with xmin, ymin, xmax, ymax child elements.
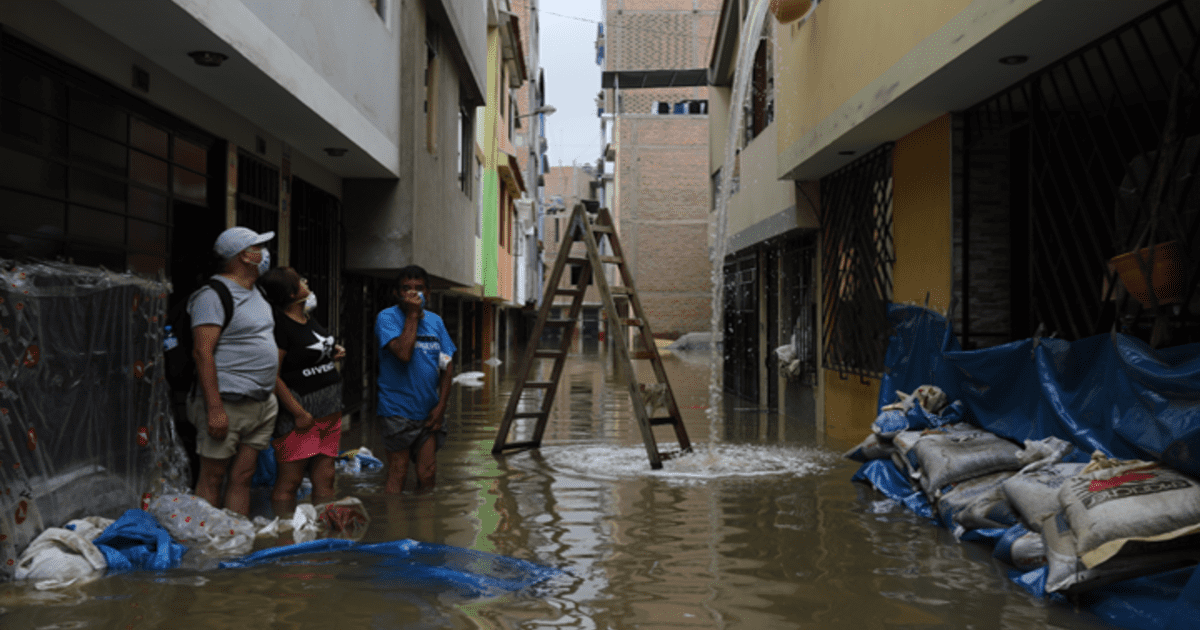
<box><xmin>859</xmin><ymin>304</ymin><xmax>1200</xmax><ymax>629</ymax></box>
<box><xmin>219</xmin><ymin>538</ymin><xmax>562</xmax><ymax>599</ymax></box>
<box><xmin>878</xmin><ymin>304</ymin><xmax>1200</xmax><ymax>471</ymax></box>
<box><xmin>92</xmin><ymin>509</ymin><xmax>188</xmax><ymax>574</ymax></box>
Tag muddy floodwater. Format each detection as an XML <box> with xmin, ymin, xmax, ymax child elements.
<box><xmin>0</xmin><ymin>351</ymin><xmax>1116</xmax><ymax>629</ymax></box>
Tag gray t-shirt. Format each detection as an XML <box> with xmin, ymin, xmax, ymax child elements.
<box><xmin>187</xmin><ymin>275</ymin><xmax>278</xmax><ymax>399</ymax></box>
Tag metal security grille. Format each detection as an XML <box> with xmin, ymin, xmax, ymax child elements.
<box><xmin>235</xmin><ymin>149</ymin><xmax>279</xmax><ymax>259</ymax></box>
<box><xmin>961</xmin><ymin>0</ymin><xmax>1200</xmax><ymax>347</ymax></box>
<box><xmin>290</xmin><ymin>177</ymin><xmax>340</xmax><ymax>333</ymax></box>
<box><xmin>723</xmin><ymin>253</ymin><xmax>758</xmax><ymax>400</ymax></box>
<box><xmin>820</xmin><ymin>143</ymin><xmax>895</xmax><ymax>380</ymax></box>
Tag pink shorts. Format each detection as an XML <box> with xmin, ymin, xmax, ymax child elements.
<box><xmin>273</xmin><ymin>413</ymin><xmax>341</xmax><ymax>462</ymax></box>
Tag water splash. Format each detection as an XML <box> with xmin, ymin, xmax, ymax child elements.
<box><xmin>543</xmin><ymin>443</ymin><xmax>838</xmax><ymax>484</ymax></box>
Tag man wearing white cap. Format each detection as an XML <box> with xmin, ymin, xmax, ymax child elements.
<box><xmin>187</xmin><ymin>226</ymin><xmax>279</xmax><ymax>515</ymax></box>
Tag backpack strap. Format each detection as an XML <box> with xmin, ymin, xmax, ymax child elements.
<box><xmin>206</xmin><ymin>279</ymin><xmax>235</xmax><ymax>331</ymax></box>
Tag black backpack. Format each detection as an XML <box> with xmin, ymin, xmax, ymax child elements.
<box><xmin>164</xmin><ymin>279</ymin><xmax>235</xmax><ymax>396</ymax></box>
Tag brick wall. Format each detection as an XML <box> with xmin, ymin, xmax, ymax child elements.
<box><xmin>617</xmin><ymin>116</ymin><xmax>712</xmax><ymax>336</ymax></box>
<box><xmin>605</xmin><ymin>0</ymin><xmax>719</xmax><ymax>337</ymax></box>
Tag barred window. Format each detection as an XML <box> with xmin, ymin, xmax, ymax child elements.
<box><xmin>820</xmin><ymin>143</ymin><xmax>895</xmax><ymax>380</ymax></box>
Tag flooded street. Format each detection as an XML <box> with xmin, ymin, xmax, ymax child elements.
<box><xmin>1</xmin><ymin>350</ymin><xmax>1115</xmax><ymax>629</ymax></box>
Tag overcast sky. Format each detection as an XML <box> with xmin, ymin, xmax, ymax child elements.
<box><xmin>537</xmin><ymin>0</ymin><xmax>603</xmax><ymax>168</ymax></box>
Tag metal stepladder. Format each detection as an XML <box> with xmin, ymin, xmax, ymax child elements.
<box><xmin>491</xmin><ymin>204</ymin><xmax>692</xmax><ymax>469</ymax></box>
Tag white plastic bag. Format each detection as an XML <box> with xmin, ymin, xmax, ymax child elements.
<box><xmin>14</xmin><ymin>517</ymin><xmax>112</xmax><ymax>590</ymax></box>
<box><xmin>291</xmin><ymin>504</ymin><xmax>319</xmax><ymax>544</ymax></box>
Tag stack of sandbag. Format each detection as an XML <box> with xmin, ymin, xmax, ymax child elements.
<box><xmin>1041</xmin><ymin>452</ymin><xmax>1200</xmax><ymax>594</ymax></box>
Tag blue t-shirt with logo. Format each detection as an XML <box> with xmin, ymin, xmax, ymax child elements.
<box><xmin>375</xmin><ymin>306</ymin><xmax>456</xmax><ymax>420</ymax></box>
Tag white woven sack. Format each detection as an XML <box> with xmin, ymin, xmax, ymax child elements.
<box><xmin>1001</xmin><ymin>462</ymin><xmax>1086</xmax><ymax>532</ymax></box>
<box><xmin>1057</xmin><ymin>455</ymin><xmax>1200</xmax><ymax>568</ymax></box>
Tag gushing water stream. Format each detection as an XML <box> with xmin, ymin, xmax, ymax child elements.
<box><xmin>706</xmin><ymin>0</ymin><xmax>818</xmax><ymax>446</ymax></box>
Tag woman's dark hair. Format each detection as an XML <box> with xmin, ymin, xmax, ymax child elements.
<box><xmin>257</xmin><ymin>266</ymin><xmax>302</xmax><ymax>307</ymax></box>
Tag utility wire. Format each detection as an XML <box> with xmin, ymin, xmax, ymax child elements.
<box><xmin>539</xmin><ymin>8</ymin><xmax>717</xmax><ymax>40</ymax></box>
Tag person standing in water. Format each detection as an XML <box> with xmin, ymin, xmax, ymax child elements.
<box><xmin>257</xmin><ymin>267</ymin><xmax>345</xmax><ymax>515</ymax></box>
<box><xmin>375</xmin><ymin>265</ymin><xmax>456</xmax><ymax>493</ymax></box>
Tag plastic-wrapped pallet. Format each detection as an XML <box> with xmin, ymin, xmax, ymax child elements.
<box><xmin>1001</xmin><ymin>462</ymin><xmax>1086</xmax><ymax>532</ymax></box>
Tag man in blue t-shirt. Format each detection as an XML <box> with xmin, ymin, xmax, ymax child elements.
<box><xmin>375</xmin><ymin>265</ymin><xmax>456</xmax><ymax>493</ymax></box>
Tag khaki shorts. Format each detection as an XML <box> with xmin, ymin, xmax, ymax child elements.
<box><xmin>187</xmin><ymin>393</ymin><xmax>277</xmax><ymax>459</ymax></box>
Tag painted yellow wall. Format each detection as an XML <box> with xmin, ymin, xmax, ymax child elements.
<box><xmin>823</xmin><ymin>372</ymin><xmax>880</xmax><ymax>446</ymax></box>
<box><xmin>776</xmin><ymin>0</ymin><xmax>971</xmax><ymax>153</ymax></box>
<box><xmin>892</xmin><ymin>115</ymin><xmax>953</xmax><ymax>312</ymax></box>
<box><xmin>725</xmin><ymin>123</ymin><xmax>807</xmax><ymax>236</ymax></box>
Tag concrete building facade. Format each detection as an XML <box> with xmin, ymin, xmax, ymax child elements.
<box><xmin>762</xmin><ymin>0</ymin><xmax>1199</xmax><ymax>445</ymax></box>
<box><xmin>0</xmin><ymin>0</ymin><xmax>487</xmax><ymax>416</ymax></box>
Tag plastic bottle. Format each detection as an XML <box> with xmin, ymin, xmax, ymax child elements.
<box><xmin>163</xmin><ymin>325</ymin><xmax>179</xmax><ymax>352</ymax></box>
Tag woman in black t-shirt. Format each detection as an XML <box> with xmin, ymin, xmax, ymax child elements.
<box><xmin>258</xmin><ymin>267</ymin><xmax>345</xmax><ymax>515</ymax></box>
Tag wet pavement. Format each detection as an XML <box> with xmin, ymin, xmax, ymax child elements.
<box><xmin>0</xmin><ymin>350</ymin><xmax>1117</xmax><ymax>629</ymax></box>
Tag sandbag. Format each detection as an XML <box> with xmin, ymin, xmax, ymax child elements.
<box><xmin>1001</xmin><ymin>462</ymin><xmax>1086</xmax><ymax>532</ymax></box>
<box><xmin>992</xmin><ymin>525</ymin><xmax>1047</xmax><ymax>571</ymax></box>
<box><xmin>843</xmin><ymin>432</ymin><xmax>895</xmax><ymax>462</ymax></box>
<box><xmin>936</xmin><ymin>471</ymin><xmax>1018</xmax><ymax>536</ymax></box>
<box><xmin>148</xmin><ymin>494</ymin><xmax>255</xmax><ymax>558</ymax></box>
<box><xmin>1057</xmin><ymin>454</ymin><xmax>1200</xmax><ymax>568</ymax></box>
<box><xmin>913</xmin><ymin>425</ymin><xmax>1023</xmax><ymax>497</ymax></box>
<box><xmin>1044</xmin><ymin>510</ymin><xmax>1200</xmax><ymax>594</ymax></box>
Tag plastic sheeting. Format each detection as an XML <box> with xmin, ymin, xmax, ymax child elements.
<box><xmin>878</xmin><ymin>304</ymin><xmax>1200</xmax><ymax>472</ymax></box>
<box><xmin>0</xmin><ymin>260</ymin><xmax>190</xmax><ymax>578</ymax></box>
<box><xmin>862</xmin><ymin>303</ymin><xmax>1200</xmax><ymax>627</ymax></box>
<box><xmin>92</xmin><ymin>509</ymin><xmax>187</xmax><ymax>574</ymax></box>
<box><xmin>219</xmin><ymin>539</ymin><xmax>563</xmax><ymax>599</ymax></box>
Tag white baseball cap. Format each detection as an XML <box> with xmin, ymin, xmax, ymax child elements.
<box><xmin>214</xmin><ymin>227</ymin><xmax>274</xmax><ymax>260</ymax></box>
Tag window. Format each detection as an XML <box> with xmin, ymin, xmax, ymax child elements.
<box><xmin>0</xmin><ymin>37</ymin><xmax>213</xmax><ymax>274</ymax></box>
<box><xmin>458</xmin><ymin>104</ymin><xmax>472</xmax><ymax>195</ymax></box>
<box><xmin>425</xmin><ymin>20</ymin><xmax>439</xmax><ymax>153</ymax></box>
<box><xmin>820</xmin><ymin>143</ymin><xmax>894</xmax><ymax>380</ymax></box>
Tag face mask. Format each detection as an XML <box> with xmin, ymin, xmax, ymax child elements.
<box><xmin>304</xmin><ymin>292</ymin><xmax>317</xmax><ymax>313</ymax></box>
<box><xmin>257</xmin><ymin>249</ymin><xmax>270</xmax><ymax>275</ymax></box>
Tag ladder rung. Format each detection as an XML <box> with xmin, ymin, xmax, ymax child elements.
<box><xmin>555</xmin><ymin>288</ymin><xmax>584</xmax><ymax>297</ymax></box>
<box><xmin>544</xmin><ymin>319</ymin><xmax>575</xmax><ymax>327</ymax></box>
<box><xmin>610</xmin><ymin>286</ymin><xmax>632</xmax><ymax>294</ymax></box>
<box><xmin>524</xmin><ymin>381</ymin><xmax>554</xmax><ymax>389</ymax></box>
<box><xmin>649</xmin><ymin>417</ymin><xmax>678</xmax><ymax>426</ymax></box>
<box><xmin>622</xmin><ymin>318</ymin><xmax>643</xmax><ymax>327</ymax></box>
<box><xmin>599</xmin><ymin>256</ymin><xmax>623</xmax><ymax>264</ymax></box>
<box><xmin>534</xmin><ymin>349</ymin><xmax>565</xmax><ymax>358</ymax></box>
<box><xmin>565</xmin><ymin>257</ymin><xmax>589</xmax><ymax>265</ymax></box>
<box><xmin>589</xmin><ymin>223</ymin><xmax>614</xmax><ymax>234</ymax></box>
<box><xmin>631</xmin><ymin>350</ymin><xmax>659</xmax><ymax>360</ymax></box>
<box><xmin>511</xmin><ymin>411</ymin><xmax>547</xmax><ymax>419</ymax></box>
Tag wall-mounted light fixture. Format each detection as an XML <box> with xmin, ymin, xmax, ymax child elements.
<box><xmin>188</xmin><ymin>51</ymin><xmax>228</xmax><ymax>67</ymax></box>
<box><xmin>999</xmin><ymin>55</ymin><xmax>1029</xmax><ymax>66</ymax></box>
<box><xmin>324</xmin><ymin>147</ymin><xmax>348</xmax><ymax>157</ymax></box>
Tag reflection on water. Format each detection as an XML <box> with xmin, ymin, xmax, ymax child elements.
<box><xmin>0</xmin><ymin>351</ymin><xmax>1111</xmax><ymax>629</ymax></box>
